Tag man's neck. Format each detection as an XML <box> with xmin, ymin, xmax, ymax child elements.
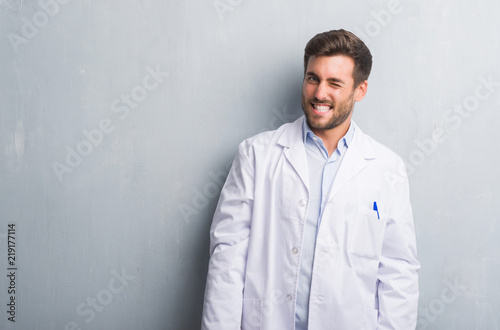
<box><xmin>311</xmin><ymin>119</ymin><xmax>352</xmax><ymax>157</ymax></box>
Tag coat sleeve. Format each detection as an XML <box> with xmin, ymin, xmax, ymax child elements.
<box><xmin>201</xmin><ymin>142</ymin><xmax>255</xmax><ymax>330</ymax></box>
<box><xmin>377</xmin><ymin>160</ymin><xmax>420</xmax><ymax>329</ymax></box>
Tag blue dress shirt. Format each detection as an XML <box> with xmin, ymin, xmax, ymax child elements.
<box><xmin>294</xmin><ymin>120</ymin><xmax>355</xmax><ymax>330</ymax></box>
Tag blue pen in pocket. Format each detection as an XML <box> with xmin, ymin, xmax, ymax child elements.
<box><xmin>373</xmin><ymin>202</ymin><xmax>380</xmax><ymax>219</ymax></box>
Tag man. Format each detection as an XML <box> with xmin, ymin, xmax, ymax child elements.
<box><xmin>202</xmin><ymin>29</ymin><xmax>419</xmax><ymax>330</ymax></box>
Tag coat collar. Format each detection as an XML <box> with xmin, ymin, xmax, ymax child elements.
<box><xmin>276</xmin><ymin>117</ymin><xmax>310</xmax><ymax>191</ymax></box>
<box><xmin>329</xmin><ymin>122</ymin><xmax>375</xmax><ymax>199</ymax></box>
<box><xmin>276</xmin><ymin>116</ymin><xmax>376</xmax><ymax>196</ymax></box>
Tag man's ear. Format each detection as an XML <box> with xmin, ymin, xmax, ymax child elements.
<box><xmin>354</xmin><ymin>80</ymin><xmax>368</xmax><ymax>102</ymax></box>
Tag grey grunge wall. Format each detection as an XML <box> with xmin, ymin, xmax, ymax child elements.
<box><xmin>1</xmin><ymin>0</ymin><xmax>500</xmax><ymax>329</ymax></box>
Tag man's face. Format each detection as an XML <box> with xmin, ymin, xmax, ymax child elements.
<box><xmin>301</xmin><ymin>55</ymin><xmax>366</xmax><ymax>135</ymax></box>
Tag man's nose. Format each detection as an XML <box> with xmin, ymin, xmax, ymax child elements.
<box><xmin>314</xmin><ymin>82</ymin><xmax>328</xmax><ymax>101</ymax></box>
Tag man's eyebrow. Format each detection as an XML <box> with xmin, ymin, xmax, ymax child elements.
<box><xmin>327</xmin><ymin>77</ymin><xmax>345</xmax><ymax>84</ymax></box>
<box><xmin>305</xmin><ymin>71</ymin><xmax>345</xmax><ymax>85</ymax></box>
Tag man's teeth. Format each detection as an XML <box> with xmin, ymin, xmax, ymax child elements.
<box><xmin>313</xmin><ymin>104</ymin><xmax>331</xmax><ymax>112</ymax></box>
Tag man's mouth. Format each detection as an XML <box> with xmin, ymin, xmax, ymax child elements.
<box><xmin>312</xmin><ymin>103</ymin><xmax>333</xmax><ymax>114</ymax></box>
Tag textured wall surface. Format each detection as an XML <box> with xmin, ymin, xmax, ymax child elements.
<box><xmin>1</xmin><ymin>0</ymin><xmax>499</xmax><ymax>329</ymax></box>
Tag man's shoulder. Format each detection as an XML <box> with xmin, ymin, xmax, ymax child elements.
<box><xmin>239</xmin><ymin>116</ymin><xmax>303</xmax><ymax>152</ymax></box>
<box><xmin>354</xmin><ymin>124</ymin><xmax>405</xmax><ymax>167</ymax></box>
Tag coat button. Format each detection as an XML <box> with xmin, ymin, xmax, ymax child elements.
<box><xmin>291</xmin><ymin>247</ymin><xmax>299</xmax><ymax>255</ymax></box>
<box><xmin>286</xmin><ymin>294</ymin><xmax>293</xmax><ymax>302</ymax></box>
<box><xmin>298</xmin><ymin>199</ymin><xmax>307</xmax><ymax>207</ymax></box>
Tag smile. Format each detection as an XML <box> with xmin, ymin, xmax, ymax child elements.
<box><xmin>312</xmin><ymin>103</ymin><xmax>332</xmax><ymax>114</ymax></box>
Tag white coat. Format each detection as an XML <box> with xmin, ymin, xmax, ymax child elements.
<box><xmin>201</xmin><ymin>116</ymin><xmax>419</xmax><ymax>330</ymax></box>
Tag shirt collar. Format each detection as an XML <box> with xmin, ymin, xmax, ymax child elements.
<box><xmin>302</xmin><ymin>118</ymin><xmax>355</xmax><ymax>149</ymax></box>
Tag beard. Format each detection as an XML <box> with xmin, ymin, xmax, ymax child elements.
<box><xmin>301</xmin><ymin>91</ymin><xmax>355</xmax><ymax>131</ymax></box>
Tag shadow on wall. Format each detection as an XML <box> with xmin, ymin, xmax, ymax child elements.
<box><xmin>174</xmin><ymin>71</ymin><xmax>302</xmax><ymax>329</ymax></box>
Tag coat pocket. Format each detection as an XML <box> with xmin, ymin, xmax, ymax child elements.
<box><xmin>241</xmin><ymin>299</ymin><xmax>262</xmax><ymax>330</ymax></box>
<box><xmin>349</xmin><ymin>209</ymin><xmax>385</xmax><ymax>259</ymax></box>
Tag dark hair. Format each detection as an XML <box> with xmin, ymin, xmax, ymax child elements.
<box><xmin>304</xmin><ymin>29</ymin><xmax>372</xmax><ymax>87</ymax></box>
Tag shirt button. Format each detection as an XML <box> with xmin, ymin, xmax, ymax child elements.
<box><xmin>286</xmin><ymin>294</ymin><xmax>293</xmax><ymax>302</ymax></box>
<box><xmin>298</xmin><ymin>199</ymin><xmax>307</xmax><ymax>207</ymax></box>
<box><xmin>291</xmin><ymin>247</ymin><xmax>299</xmax><ymax>255</ymax></box>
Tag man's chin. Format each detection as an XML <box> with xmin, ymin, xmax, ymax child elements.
<box><xmin>307</xmin><ymin>111</ymin><xmax>328</xmax><ymax>122</ymax></box>
<box><xmin>307</xmin><ymin>115</ymin><xmax>347</xmax><ymax>131</ymax></box>
<box><xmin>306</xmin><ymin>117</ymin><xmax>332</xmax><ymax>131</ymax></box>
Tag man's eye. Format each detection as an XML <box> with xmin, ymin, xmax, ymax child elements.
<box><xmin>307</xmin><ymin>76</ymin><xmax>319</xmax><ymax>82</ymax></box>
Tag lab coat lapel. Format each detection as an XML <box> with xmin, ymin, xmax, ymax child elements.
<box><xmin>329</xmin><ymin>122</ymin><xmax>375</xmax><ymax>199</ymax></box>
<box><xmin>277</xmin><ymin>116</ymin><xmax>309</xmax><ymax>192</ymax></box>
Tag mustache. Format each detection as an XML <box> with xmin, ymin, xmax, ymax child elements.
<box><xmin>311</xmin><ymin>97</ymin><xmax>334</xmax><ymax>106</ymax></box>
